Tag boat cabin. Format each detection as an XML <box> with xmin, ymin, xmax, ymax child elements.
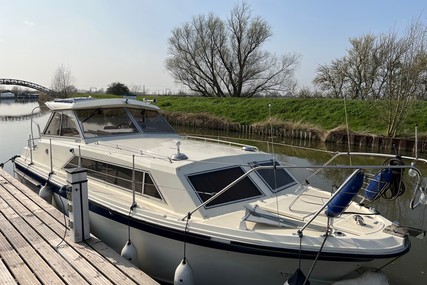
<box><xmin>42</xmin><ymin>97</ymin><xmax>176</xmax><ymax>140</ymax></box>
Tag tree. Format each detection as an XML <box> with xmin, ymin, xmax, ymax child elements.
<box><xmin>130</xmin><ymin>83</ymin><xmax>143</xmax><ymax>94</ymax></box>
<box><xmin>314</xmin><ymin>59</ymin><xmax>347</xmax><ymax>98</ymax></box>
<box><xmin>106</xmin><ymin>82</ymin><xmax>130</xmax><ymax>95</ymax></box>
<box><xmin>313</xmin><ymin>20</ymin><xmax>427</xmax><ymax>137</ymax></box>
<box><xmin>379</xmin><ymin>23</ymin><xmax>427</xmax><ymax>137</ymax></box>
<box><xmin>51</xmin><ymin>64</ymin><xmax>74</xmax><ymax>98</ymax></box>
<box><xmin>165</xmin><ymin>1</ymin><xmax>299</xmax><ymax>97</ymax></box>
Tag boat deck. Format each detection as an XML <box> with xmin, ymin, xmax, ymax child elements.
<box><xmin>0</xmin><ymin>168</ymin><xmax>158</xmax><ymax>285</ymax></box>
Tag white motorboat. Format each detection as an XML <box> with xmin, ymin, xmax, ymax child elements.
<box><xmin>13</xmin><ymin>97</ymin><xmax>427</xmax><ymax>285</ymax></box>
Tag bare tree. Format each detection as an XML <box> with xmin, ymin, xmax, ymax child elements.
<box><xmin>313</xmin><ymin>20</ymin><xmax>427</xmax><ymax>137</ymax></box>
<box><xmin>379</xmin><ymin>22</ymin><xmax>427</xmax><ymax>137</ymax></box>
<box><xmin>314</xmin><ymin>59</ymin><xmax>347</xmax><ymax>98</ymax></box>
<box><xmin>166</xmin><ymin>1</ymin><xmax>299</xmax><ymax>97</ymax></box>
<box><xmin>130</xmin><ymin>83</ymin><xmax>142</xmax><ymax>94</ymax></box>
<box><xmin>51</xmin><ymin>64</ymin><xmax>74</xmax><ymax>98</ymax></box>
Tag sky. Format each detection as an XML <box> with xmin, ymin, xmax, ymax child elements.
<box><xmin>1</xmin><ymin>0</ymin><xmax>426</xmax><ymax>94</ymax></box>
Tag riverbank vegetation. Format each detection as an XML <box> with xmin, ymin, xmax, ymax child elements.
<box><xmin>84</xmin><ymin>94</ymin><xmax>426</xmax><ymax>139</ymax></box>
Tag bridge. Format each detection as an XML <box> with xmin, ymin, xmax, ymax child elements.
<box><xmin>0</xmin><ymin>78</ymin><xmax>53</xmax><ymax>94</ymax></box>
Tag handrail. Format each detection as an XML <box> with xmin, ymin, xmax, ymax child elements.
<box><xmin>30</xmin><ymin>106</ymin><xmax>42</xmax><ymax>147</ymax></box>
<box><xmin>306</xmin><ymin>151</ymin><xmax>427</xmax><ymax>182</ymax></box>
<box><xmin>184</xmin><ymin>135</ymin><xmax>259</xmax><ymax>151</ymax></box>
<box><xmin>94</xmin><ymin>136</ymin><xmax>259</xmax><ymax>164</ymax></box>
<box><xmin>28</xmin><ymin>105</ymin><xmax>42</xmax><ymax>164</ymax></box>
<box><xmin>297</xmin><ymin>169</ymin><xmax>361</xmax><ymax>234</ymax></box>
<box><xmin>181</xmin><ymin>157</ymin><xmax>423</xmax><ymax>221</ymax></box>
<box><xmin>94</xmin><ymin>141</ymin><xmax>173</xmax><ymax>163</ymax></box>
<box><xmin>325</xmin><ymin>152</ymin><xmax>427</xmax><ymax>210</ymax></box>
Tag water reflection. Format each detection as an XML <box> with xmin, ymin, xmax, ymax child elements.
<box><xmin>0</xmin><ymin>100</ymin><xmax>50</xmax><ymax>175</ymax></box>
<box><xmin>0</xmin><ymin>99</ymin><xmax>48</xmax><ymax>121</ymax></box>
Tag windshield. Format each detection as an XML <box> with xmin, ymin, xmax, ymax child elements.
<box><xmin>74</xmin><ymin>107</ymin><xmax>176</xmax><ymax>138</ymax></box>
<box><xmin>75</xmin><ymin>107</ymin><xmax>138</xmax><ymax>137</ymax></box>
<box><xmin>128</xmin><ymin>108</ymin><xmax>176</xmax><ymax>133</ymax></box>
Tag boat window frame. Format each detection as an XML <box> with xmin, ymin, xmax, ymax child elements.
<box><xmin>64</xmin><ymin>156</ymin><xmax>164</xmax><ymax>201</ymax></box>
<box><xmin>186</xmin><ymin>165</ymin><xmax>264</xmax><ymax>209</ymax></box>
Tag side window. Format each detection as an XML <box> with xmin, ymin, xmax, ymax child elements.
<box><xmin>143</xmin><ymin>173</ymin><xmax>162</xmax><ymax>199</ymax></box>
<box><xmin>59</xmin><ymin>112</ymin><xmax>80</xmax><ymax>137</ymax></box>
<box><xmin>187</xmin><ymin>166</ymin><xmax>263</xmax><ymax>208</ymax></box>
<box><xmin>65</xmin><ymin>157</ymin><xmax>162</xmax><ymax>200</ymax></box>
<box><xmin>44</xmin><ymin>112</ymin><xmax>61</xmax><ymax>135</ymax></box>
<box><xmin>251</xmin><ymin>160</ymin><xmax>297</xmax><ymax>193</ymax></box>
<box><xmin>43</xmin><ymin>111</ymin><xmax>80</xmax><ymax>137</ymax></box>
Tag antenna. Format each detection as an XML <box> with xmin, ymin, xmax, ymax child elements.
<box><xmin>268</xmin><ymin>103</ymin><xmax>280</xmax><ymax>226</ymax></box>
<box><xmin>409</xmin><ymin>124</ymin><xmax>419</xmax><ymax>177</ymax></box>
<box><xmin>343</xmin><ymin>94</ymin><xmax>352</xmax><ymax>165</ymax></box>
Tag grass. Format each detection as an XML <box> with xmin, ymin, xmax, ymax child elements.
<box><xmin>76</xmin><ymin>94</ymin><xmax>427</xmax><ymax>138</ymax></box>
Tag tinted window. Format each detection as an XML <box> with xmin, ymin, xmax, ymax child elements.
<box><xmin>65</xmin><ymin>157</ymin><xmax>162</xmax><ymax>200</ymax></box>
<box><xmin>143</xmin><ymin>173</ymin><xmax>161</xmax><ymax>199</ymax></box>
<box><xmin>187</xmin><ymin>166</ymin><xmax>263</xmax><ymax>208</ymax></box>
<box><xmin>252</xmin><ymin>160</ymin><xmax>297</xmax><ymax>192</ymax></box>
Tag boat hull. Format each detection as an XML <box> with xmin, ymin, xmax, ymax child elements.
<box><xmin>14</xmin><ymin>164</ymin><xmax>410</xmax><ymax>285</ymax></box>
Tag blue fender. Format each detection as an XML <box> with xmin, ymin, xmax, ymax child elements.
<box><xmin>326</xmin><ymin>171</ymin><xmax>364</xmax><ymax>218</ymax></box>
<box><xmin>364</xmin><ymin>168</ymin><xmax>393</xmax><ymax>201</ymax></box>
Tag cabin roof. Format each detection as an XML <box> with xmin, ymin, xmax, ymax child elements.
<box><xmin>45</xmin><ymin>97</ymin><xmax>159</xmax><ymax>111</ymax></box>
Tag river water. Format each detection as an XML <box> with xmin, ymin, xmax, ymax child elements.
<box><xmin>1</xmin><ymin>99</ymin><xmax>426</xmax><ymax>284</ymax></box>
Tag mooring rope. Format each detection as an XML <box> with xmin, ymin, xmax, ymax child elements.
<box><xmin>303</xmin><ymin>220</ymin><xmax>331</xmax><ymax>285</ymax></box>
<box><xmin>56</xmin><ymin>184</ymin><xmax>70</xmax><ymax>249</ymax></box>
<box><xmin>0</xmin><ymin>155</ymin><xmax>20</xmax><ymax>168</ymax></box>
<box><xmin>183</xmin><ymin>212</ymin><xmax>192</xmax><ymax>261</ymax></box>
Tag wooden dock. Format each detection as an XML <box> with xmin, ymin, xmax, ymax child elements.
<box><xmin>0</xmin><ymin>168</ymin><xmax>159</xmax><ymax>285</ymax></box>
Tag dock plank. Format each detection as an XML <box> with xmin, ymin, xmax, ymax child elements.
<box><xmin>86</xmin><ymin>239</ymin><xmax>158</xmax><ymax>285</ymax></box>
<box><xmin>0</xmin><ymin>230</ymin><xmax>41</xmax><ymax>285</ymax></box>
<box><xmin>0</xmin><ymin>168</ymin><xmax>158</xmax><ymax>285</ymax></box>
<box><xmin>0</xmin><ymin>256</ymin><xmax>18</xmax><ymax>285</ymax></box>
<box><xmin>1</xmin><ymin>173</ymin><xmax>157</xmax><ymax>285</ymax></box>
<box><xmin>0</xmin><ymin>210</ymin><xmax>66</xmax><ymax>284</ymax></box>
<box><xmin>0</xmin><ymin>187</ymin><xmax>112</xmax><ymax>285</ymax></box>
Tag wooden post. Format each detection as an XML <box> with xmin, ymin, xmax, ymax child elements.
<box><xmin>66</xmin><ymin>167</ymin><xmax>90</xmax><ymax>242</ymax></box>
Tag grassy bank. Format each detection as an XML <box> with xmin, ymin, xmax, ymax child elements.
<box><xmin>77</xmin><ymin>94</ymin><xmax>427</xmax><ymax>138</ymax></box>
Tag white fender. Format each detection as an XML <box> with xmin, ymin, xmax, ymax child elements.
<box><xmin>332</xmin><ymin>270</ymin><xmax>389</xmax><ymax>285</ymax></box>
<box><xmin>121</xmin><ymin>240</ymin><xmax>138</xmax><ymax>264</ymax></box>
<box><xmin>174</xmin><ymin>258</ymin><xmax>194</xmax><ymax>285</ymax></box>
<box><xmin>39</xmin><ymin>183</ymin><xmax>52</xmax><ymax>203</ymax></box>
